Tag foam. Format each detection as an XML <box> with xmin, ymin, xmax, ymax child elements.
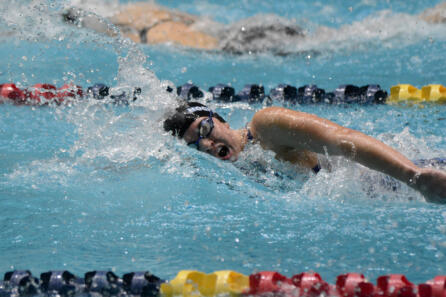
<box><xmin>65</xmin><ymin>0</ymin><xmax>119</xmax><ymax>18</ymax></box>
<box><xmin>293</xmin><ymin>10</ymin><xmax>446</xmax><ymax>54</ymax></box>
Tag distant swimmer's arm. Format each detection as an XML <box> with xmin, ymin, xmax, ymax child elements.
<box><xmin>249</xmin><ymin>107</ymin><xmax>446</xmax><ymax>203</ymax></box>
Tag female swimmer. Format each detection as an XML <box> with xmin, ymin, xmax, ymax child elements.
<box><xmin>163</xmin><ymin>102</ymin><xmax>446</xmax><ymax>203</ymax></box>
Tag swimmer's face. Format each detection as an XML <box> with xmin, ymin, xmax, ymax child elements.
<box><xmin>183</xmin><ymin>116</ymin><xmax>244</xmax><ymax>161</ymax></box>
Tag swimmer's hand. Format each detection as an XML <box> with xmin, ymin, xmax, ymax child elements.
<box><xmin>412</xmin><ymin>168</ymin><xmax>446</xmax><ymax>203</ymax></box>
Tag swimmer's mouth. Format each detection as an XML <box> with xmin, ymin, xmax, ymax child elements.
<box><xmin>217</xmin><ymin>145</ymin><xmax>230</xmax><ymax>160</ymax></box>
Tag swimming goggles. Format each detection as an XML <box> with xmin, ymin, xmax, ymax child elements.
<box><xmin>187</xmin><ymin>111</ymin><xmax>214</xmax><ymax>150</ymax></box>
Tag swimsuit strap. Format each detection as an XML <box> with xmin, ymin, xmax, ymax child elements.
<box><xmin>245</xmin><ymin>123</ymin><xmax>254</xmax><ymax>141</ymax></box>
<box><xmin>312</xmin><ymin>163</ymin><xmax>321</xmax><ymax>174</ymax></box>
<box><xmin>247</xmin><ymin>128</ymin><xmax>254</xmax><ymax>141</ymax></box>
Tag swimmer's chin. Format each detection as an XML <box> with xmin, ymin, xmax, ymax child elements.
<box><xmin>229</xmin><ymin>150</ymin><xmax>244</xmax><ymax>162</ymax></box>
<box><xmin>221</xmin><ymin>149</ymin><xmax>238</xmax><ymax>162</ymax></box>
<box><xmin>221</xmin><ymin>151</ymin><xmax>235</xmax><ymax>161</ymax></box>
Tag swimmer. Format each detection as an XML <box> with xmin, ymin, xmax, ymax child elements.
<box><xmin>63</xmin><ymin>1</ymin><xmax>446</xmax><ymax>53</ymax></box>
<box><xmin>164</xmin><ymin>102</ymin><xmax>446</xmax><ymax>203</ymax></box>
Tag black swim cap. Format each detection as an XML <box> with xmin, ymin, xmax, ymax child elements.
<box><xmin>163</xmin><ymin>102</ymin><xmax>226</xmax><ymax>138</ymax></box>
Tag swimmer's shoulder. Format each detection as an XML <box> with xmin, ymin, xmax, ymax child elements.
<box><xmin>253</xmin><ymin>106</ymin><xmax>310</xmax><ymax>119</ymax></box>
<box><xmin>252</xmin><ymin>107</ymin><xmax>290</xmax><ymax>125</ymax></box>
<box><xmin>250</xmin><ymin>107</ymin><xmax>279</xmax><ymax>137</ymax></box>
<box><xmin>251</xmin><ymin>107</ymin><xmax>309</xmax><ymax>130</ymax></box>
<box><xmin>250</xmin><ymin>107</ymin><xmax>301</xmax><ymax>145</ymax></box>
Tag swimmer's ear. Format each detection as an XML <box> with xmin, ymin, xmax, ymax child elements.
<box><xmin>223</xmin><ymin>122</ymin><xmax>230</xmax><ymax>128</ymax></box>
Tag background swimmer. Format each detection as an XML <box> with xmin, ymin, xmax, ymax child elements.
<box><xmin>164</xmin><ymin>102</ymin><xmax>446</xmax><ymax>203</ymax></box>
<box><xmin>63</xmin><ymin>1</ymin><xmax>446</xmax><ymax>54</ymax></box>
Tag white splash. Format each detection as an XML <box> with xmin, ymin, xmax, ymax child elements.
<box><xmin>294</xmin><ymin>10</ymin><xmax>446</xmax><ymax>53</ymax></box>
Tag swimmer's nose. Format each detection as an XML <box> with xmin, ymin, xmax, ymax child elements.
<box><xmin>199</xmin><ymin>138</ymin><xmax>215</xmax><ymax>151</ymax></box>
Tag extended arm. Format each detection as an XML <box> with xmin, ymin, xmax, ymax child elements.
<box><xmin>250</xmin><ymin>107</ymin><xmax>446</xmax><ymax>203</ymax></box>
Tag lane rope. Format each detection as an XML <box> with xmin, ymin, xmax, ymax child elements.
<box><xmin>1</xmin><ymin>82</ymin><xmax>445</xmax><ymax>106</ymax></box>
<box><xmin>2</xmin><ymin>269</ymin><xmax>446</xmax><ymax>297</ymax></box>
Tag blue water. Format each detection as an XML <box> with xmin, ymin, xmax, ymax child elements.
<box><xmin>1</xmin><ymin>0</ymin><xmax>446</xmax><ymax>286</ymax></box>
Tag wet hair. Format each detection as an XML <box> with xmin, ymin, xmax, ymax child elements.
<box><xmin>163</xmin><ymin>102</ymin><xmax>226</xmax><ymax>138</ymax></box>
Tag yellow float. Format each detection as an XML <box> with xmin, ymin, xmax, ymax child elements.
<box><xmin>160</xmin><ymin>270</ymin><xmax>249</xmax><ymax>297</ymax></box>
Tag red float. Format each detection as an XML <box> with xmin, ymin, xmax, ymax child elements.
<box><xmin>57</xmin><ymin>84</ymin><xmax>84</xmax><ymax>102</ymax></box>
<box><xmin>28</xmin><ymin>83</ymin><xmax>58</xmax><ymax>104</ymax></box>
<box><xmin>419</xmin><ymin>284</ymin><xmax>434</xmax><ymax>297</ymax></box>
<box><xmin>0</xmin><ymin>83</ymin><xmax>26</xmax><ymax>102</ymax></box>
<box><xmin>248</xmin><ymin>271</ymin><xmax>292</xmax><ymax>295</ymax></box>
<box><xmin>336</xmin><ymin>273</ymin><xmax>374</xmax><ymax>297</ymax></box>
<box><xmin>291</xmin><ymin>272</ymin><xmax>332</xmax><ymax>297</ymax></box>
<box><xmin>376</xmin><ymin>275</ymin><xmax>416</xmax><ymax>297</ymax></box>
<box><xmin>420</xmin><ymin>276</ymin><xmax>446</xmax><ymax>297</ymax></box>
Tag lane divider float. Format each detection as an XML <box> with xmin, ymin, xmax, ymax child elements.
<box><xmin>2</xmin><ymin>270</ymin><xmax>446</xmax><ymax>297</ymax></box>
<box><xmin>389</xmin><ymin>84</ymin><xmax>446</xmax><ymax>103</ymax></box>
<box><xmin>1</xmin><ymin>82</ymin><xmax>446</xmax><ymax>106</ymax></box>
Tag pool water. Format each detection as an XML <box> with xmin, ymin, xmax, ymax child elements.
<box><xmin>1</xmin><ymin>0</ymin><xmax>446</xmax><ymax>285</ymax></box>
